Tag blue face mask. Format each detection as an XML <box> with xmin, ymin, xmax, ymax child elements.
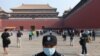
<box><xmin>43</xmin><ymin>48</ymin><xmax>56</xmax><ymax>56</ymax></box>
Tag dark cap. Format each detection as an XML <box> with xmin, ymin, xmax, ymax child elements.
<box><xmin>4</xmin><ymin>29</ymin><xmax>8</xmax><ymax>32</ymax></box>
<box><xmin>42</xmin><ymin>35</ymin><xmax>57</xmax><ymax>46</ymax></box>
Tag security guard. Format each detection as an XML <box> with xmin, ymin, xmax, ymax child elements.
<box><xmin>34</xmin><ymin>35</ymin><xmax>64</xmax><ymax>56</ymax></box>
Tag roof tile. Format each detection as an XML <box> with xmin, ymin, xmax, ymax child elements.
<box><xmin>11</xmin><ymin>4</ymin><xmax>55</xmax><ymax>9</ymax></box>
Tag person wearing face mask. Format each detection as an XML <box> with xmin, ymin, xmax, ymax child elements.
<box><xmin>34</xmin><ymin>35</ymin><xmax>64</xmax><ymax>56</ymax></box>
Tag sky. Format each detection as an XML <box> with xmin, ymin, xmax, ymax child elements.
<box><xmin>0</xmin><ymin>0</ymin><xmax>80</xmax><ymax>16</ymax></box>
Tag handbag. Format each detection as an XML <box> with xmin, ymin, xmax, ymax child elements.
<box><xmin>7</xmin><ymin>38</ymin><xmax>11</xmax><ymax>44</ymax></box>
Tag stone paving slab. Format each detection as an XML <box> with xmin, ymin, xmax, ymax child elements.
<box><xmin>0</xmin><ymin>32</ymin><xmax>100</xmax><ymax>56</ymax></box>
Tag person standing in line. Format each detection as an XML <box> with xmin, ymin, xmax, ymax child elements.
<box><xmin>16</xmin><ymin>30</ymin><xmax>23</xmax><ymax>48</ymax></box>
<box><xmin>36</xmin><ymin>31</ymin><xmax>39</xmax><ymax>37</ymax></box>
<box><xmin>68</xmin><ymin>29</ymin><xmax>75</xmax><ymax>46</ymax></box>
<box><xmin>29</xmin><ymin>30</ymin><xmax>33</xmax><ymax>40</ymax></box>
<box><xmin>40</xmin><ymin>30</ymin><xmax>43</xmax><ymax>35</ymax></box>
<box><xmin>62</xmin><ymin>30</ymin><xmax>67</xmax><ymax>41</ymax></box>
<box><xmin>1</xmin><ymin>29</ymin><xmax>11</xmax><ymax>55</ymax></box>
<box><xmin>34</xmin><ymin>35</ymin><xmax>64</xmax><ymax>56</ymax></box>
<box><xmin>32</xmin><ymin>30</ymin><xmax>36</xmax><ymax>39</ymax></box>
<box><xmin>79</xmin><ymin>31</ymin><xmax>88</xmax><ymax>56</ymax></box>
<box><xmin>91</xmin><ymin>30</ymin><xmax>96</xmax><ymax>41</ymax></box>
<box><xmin>70</xmin><ymin>30</ymin><xmax>75</xmax><ymax>46</ymax></box>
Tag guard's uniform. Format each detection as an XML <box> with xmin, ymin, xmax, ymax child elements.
<box><xmin>34</xmin><ymin>51</ymin><xmax>64</xmax><ymax>56</ymax></box>
<box><xmin>33</xmin><ymin>34</ymin><xmax>64</xmax><ymax>56</ymax></box>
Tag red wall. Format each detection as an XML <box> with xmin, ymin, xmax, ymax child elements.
<box><xmin>0</xmin><ymin>19</ymin><xmax>62</xmax><ymax>30</ymax></box>
<box><xmin>64</xmin><ymin>0</ymin><xmax>100</xmax><ymax>29</ymax></box>
<box><xmin>0</xmin><ymin>19</ymin><xmax>2</xmax><ymax>31</ymax></box>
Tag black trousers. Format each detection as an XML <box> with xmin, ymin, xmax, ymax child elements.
<box><xmin>81</xmin><ymin>45</ymin><xmax>87</xmax><ymax>54</ymax></box>
<box><xmin>62</xmin><ymin>35</ymin><xmax>66</xmax><ymax>41</ymax></box>
<box><xmin>29</xmin><ymin>35</ymin><xmax>32</xmax><ymax>40</ymax></box>
<box><xmin>70</xmin><ymin>37</ymin><xmax>74</xmax><ymax>42</ymax></box>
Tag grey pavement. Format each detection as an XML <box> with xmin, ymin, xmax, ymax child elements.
<box><xmin>0</xmin><ymin>32</ymin><xmax>100</xmax><ymax>56</ymax></box>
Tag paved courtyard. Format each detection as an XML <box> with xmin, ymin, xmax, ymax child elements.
<box><xmin>0</xmin><ymin>32</ymin><xmax>100</xmax><ymax>56</ymax></box>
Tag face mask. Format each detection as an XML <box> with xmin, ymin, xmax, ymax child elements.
<box><xmin>43</xmin><ymin>48</ymin><xmax>56</xmax><ymax>56</ymax></box>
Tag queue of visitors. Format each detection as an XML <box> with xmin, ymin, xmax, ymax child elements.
<box><xmin>0</xmin><ymin>28</ymin><xmax>96</xmax><ymax>56</ymax></box>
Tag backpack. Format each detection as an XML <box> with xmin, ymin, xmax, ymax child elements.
<box><xmin>86</xmin><ymin>37</ymin><xmax>91</xmax><ymax>43</ymax></box>
<box><xmin>6</xmin><ymin>38</ymin><xmax>11</xmax><ymax>44</ymax></box>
